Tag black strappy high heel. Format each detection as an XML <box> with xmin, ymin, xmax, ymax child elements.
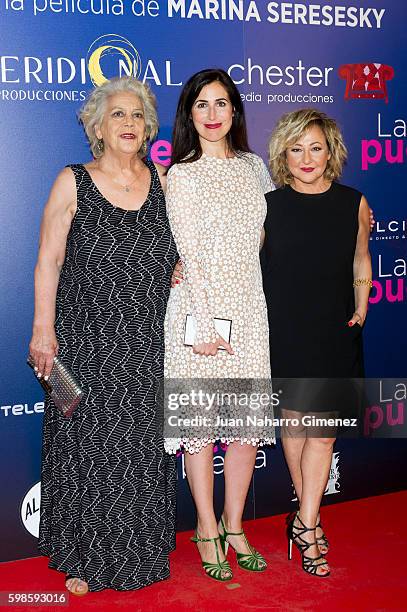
<box><xmin>316</xmin><ymin>518</ymin><xmax>330</xmax><ymax>555</ymax></box>
<box><xmin>287</xmin><ymin>513</ymin><xmax>330</xmax><ymax>577</ymax></box>
<box><xmin>286</xmin><ymin>511</ymin><xmax>329</xmax><ymax>555</ymax></box>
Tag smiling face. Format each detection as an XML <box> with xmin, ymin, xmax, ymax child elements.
<box><xmin>190</xmin><ymin>81</ymin><xmax>234</xmax><ymax>148</ymax></box>
<box><xmin>285</xmin><ymin>124</ymin><xmax>332</xmax><ymax>192</ymax></box>
<box><xmin>95</xmin><ymin>92</ymin><xmax>146</xmax><ymax>157</ymax></box>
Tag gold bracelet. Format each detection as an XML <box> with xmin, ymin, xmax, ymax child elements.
<box><xmin>353</xmin><ymin>278</ymin><xmax>373</xmax><ymax>288</ymax></box>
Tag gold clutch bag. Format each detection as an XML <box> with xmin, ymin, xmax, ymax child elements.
<box><xmin>27</xmin><ymin>355</ymin><xmax>83</xmax><ymax>417</ymax></box>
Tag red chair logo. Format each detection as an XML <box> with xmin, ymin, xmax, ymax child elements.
<box><xmin>338</xmin><ymin>63</ymin><xmax>394</xmax><ymax>103</ymax></box>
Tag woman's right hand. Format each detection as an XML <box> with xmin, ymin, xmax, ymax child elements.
<box><xmin>193</xmin><ymin>337</ymin><xmax>234</xmax><ymax>356</ymax></box>
<box><xmin>29</xmin><ymin>327</ymin><xmax>58</xmax><ymax>379</ymax></box>
<box><xmin>171</xmin><ymin>259</ymin><xmax>184</xmax><ymax>288</ymax></box>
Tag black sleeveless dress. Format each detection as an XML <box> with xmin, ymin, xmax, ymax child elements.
<box><xmin>261</xmin><ymin>182</ymin><xmax>364</xmax><ymax>413</ymax></box>
<box><xmin>38</xmin><ymin>160</ymin><xmax>178</xmax><ymax>591</ymax></box>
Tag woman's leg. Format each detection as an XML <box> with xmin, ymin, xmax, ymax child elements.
<box><xmin>294</xmin><ymin>436</ymin><xmax>335</xmax><ymax>575</ymax></box>
<box><xmin>281</xmin><ymin>410</ymin><xmax>331</xmax><ymax>551</ymax></box>
<box><xmin>299</xmin><ymin>437</ymin><xmax>335</xmax><ymax>526</ymax></box>
<box><xmin>281</xmin><ymin>409</ymin><xmax>307</xmax><ymax>501</ymax></box>
<box><xmin>221</xmin><ymin>442</ymin><xmax>263</xmax><ymax>557</ymax></box>
<box><xmin>184</xmin><ymin>443</ymin><xmax>229</xmax><ymax>575</ymax></box>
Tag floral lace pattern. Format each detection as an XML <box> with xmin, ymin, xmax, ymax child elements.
<box><xmin>164</xmin><ymin>153</ymin><xmax>275</xmax><ymax>453</ymax></box>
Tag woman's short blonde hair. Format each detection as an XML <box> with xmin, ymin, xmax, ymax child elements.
<box><xmin>79</xmin><ymin>76</ymin><xmax>159</xmax><ymax>158</ymax></box>
<box><xmin>268</xmin><ymin>108</ymin><xmax>347</xmax><ymax>186</ymax></box>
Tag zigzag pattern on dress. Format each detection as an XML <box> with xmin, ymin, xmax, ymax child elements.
<box><xmin>38</xmin><ymin>160</ymin><xmax>178</xmax><ymax>592</ymax></box>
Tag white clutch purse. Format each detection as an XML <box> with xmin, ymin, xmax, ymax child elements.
<box><xmin>184</xmin><ymin>314</ymin><xmax>232</xmax><ymax>349</ymax></box>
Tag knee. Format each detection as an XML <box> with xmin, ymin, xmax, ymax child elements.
<box><xmin>308</xmin><ymin>437</ymin><xmax>336</xmax><ymax>451</ymax></box>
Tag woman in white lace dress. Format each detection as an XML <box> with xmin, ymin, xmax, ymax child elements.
<box><xmin>164</xmin><ymin>69</ymin><xmax>274</xmax><ymax>581</ymax></box>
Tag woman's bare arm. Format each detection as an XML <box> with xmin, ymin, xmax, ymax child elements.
<box><xmin>29</xmin><ymin>168</ymin><xmax>77</xmax><ymax>378</ymax></box>
<box><xmin>350</xmin><ymin>195</ymin><xmax>372</xmax><ymax>326</ymax></box>
<box><xmin>260</xmin><ymin>227</ymin><xmax>265</xmax><ymax>251</ymax></box>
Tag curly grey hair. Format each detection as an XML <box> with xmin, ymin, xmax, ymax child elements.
<box><xmin>79</xmin><ymin>76</ymin><xmax>159</xmax><ymax>158</ymax></box>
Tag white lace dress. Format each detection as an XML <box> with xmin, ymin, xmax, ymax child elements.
<box><xmin>164</xmin><ymin>152</ymin><xmax>275</xmax><ymax>454</ymax></box>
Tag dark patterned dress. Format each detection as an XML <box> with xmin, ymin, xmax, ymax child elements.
<box><xmin>38</xmin><ymin>160</ymin><xmax>178</xmax><ymax>592</ymax></box>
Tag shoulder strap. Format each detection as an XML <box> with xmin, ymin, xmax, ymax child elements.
<box><xmin>145</xmin><ymin>157</ymin><xmax>160</xmax><ymax>186</ymax></box>
<box><xmin>65</xmin><ymin>164</ymin><xmax>93</xmax><ymax>214</ymax></box>
<box><xmin>65</xmin><ymin>163</ymin><xmax>89</xmax><ymax>190</ymax></box>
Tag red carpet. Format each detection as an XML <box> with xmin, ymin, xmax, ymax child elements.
<box><xmin>0</xmin><ymin>491</ymin><xmax>405</xmax><ymax>611</ymax></box>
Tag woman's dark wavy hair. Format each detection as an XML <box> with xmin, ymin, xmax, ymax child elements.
<box><xmin>170</xmin><ymin>68</ymin><xmax>251</xmax><ymax>166</ymax></box>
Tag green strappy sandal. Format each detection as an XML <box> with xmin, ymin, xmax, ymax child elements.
<box><xmin>190</xmin><ymin>532</ymin><xmax>233</xmax><ymax>581</ymax></box>
<box><xmin>218</xmin><ymin>516</ymin><xmax>267</xmax><ymax>572</ymax></box>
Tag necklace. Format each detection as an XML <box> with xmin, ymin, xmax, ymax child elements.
<box><xmin>96</xmin><ymin>160</ymin><xmax>139</xmax><ymax>192</ymax></box>
<box><xmin>111</xmin><ymin>175</ymin><xmax>138</xmax><ymax>193</ymax></box>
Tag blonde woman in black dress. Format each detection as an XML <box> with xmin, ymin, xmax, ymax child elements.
<box><xmin>262</xmin><ymin>109</ymin><xmax>372</xmax><ymax>577</ymax></box>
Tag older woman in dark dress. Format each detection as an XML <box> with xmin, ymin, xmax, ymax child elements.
<box><xmin>29</xmin><ymin>77</ymin><xmax>178</xmax><ymax>594</ymax></box>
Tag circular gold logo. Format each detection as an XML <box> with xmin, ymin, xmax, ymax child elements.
<box><xmin>87</xmin><ymin>34</ymin><xmax>141</xmax><ymax>86</ymax></box>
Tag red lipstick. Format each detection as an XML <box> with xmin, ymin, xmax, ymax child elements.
<box><xmin>204</xmin><ymin>123</ymin><xmax>222</xmax><ymax>129</ymax></box>
<box><xmin>301</xmin><ymin>167</ymin><xmax>314</xmax><ymax>173</ymax></box>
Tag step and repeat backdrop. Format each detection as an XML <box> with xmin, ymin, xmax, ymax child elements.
<box><xmin>1</xmin><ymin>0</ymin><xmax>406</xmax><ymax>562</ymax></box>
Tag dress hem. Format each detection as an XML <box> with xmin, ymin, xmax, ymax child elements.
<box><xmin>39</xmin><ymin>545</ymin><xmax>176</xmax><ymax>592</ymax></box>
<box><xmin>164</xmin><ymin>436</ymin><xmax>275</xmax><ymax>454</ymax></box>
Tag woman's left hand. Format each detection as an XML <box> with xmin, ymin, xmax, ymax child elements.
<box><xmin>348</xmin><ymin>312</ymin><xmax>366</xmax><ymax>327</ymax></box>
